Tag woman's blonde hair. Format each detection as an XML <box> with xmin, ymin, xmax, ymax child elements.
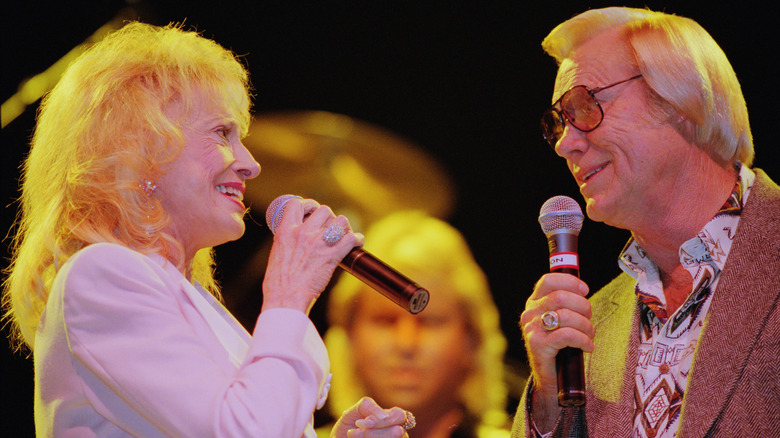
<box><xmin>3</xmin><ymin>22</ymin><xmax>252</xmax><ymax>352</ymax></box>
<box><xmin>324</xmin><ymin>211</ymin><xmax>509</xmax><ymax>428</ymax></box>
<box><xmin>542</xmin><ymin>7</ymin><xmax>753</xmax><ymax>166</ymax></box>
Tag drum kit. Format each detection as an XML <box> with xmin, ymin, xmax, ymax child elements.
<box><xmin>243</xmin><ymin>109</ymin><xmax>455</xmax><ymax>230</ymax></box>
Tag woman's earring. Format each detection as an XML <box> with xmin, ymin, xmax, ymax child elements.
<box><xmin>140</xmin><ymin>180</ymin><xmax>157</xmax><ymax>227</ymax></box>
<box><xmin>140</xmin><ymin>180</ymin><xmax>157</xmax><ymax>197</ymax></box>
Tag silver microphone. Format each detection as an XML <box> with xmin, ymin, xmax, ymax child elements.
<box><xmin>539</xmin><ymin>195</ymin><xmax>586</xmax><ymax>407</ymax></box>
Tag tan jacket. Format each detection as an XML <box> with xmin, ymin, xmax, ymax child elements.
<box><xmin>512</xmin><ymin>169</ymin><xmax>780</xmax><ymax>437</ymax></box>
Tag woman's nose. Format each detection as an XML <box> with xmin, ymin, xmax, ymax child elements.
<box><xmin>234</xmin><ymin>141</ymin><xmax>261</xmax><ymax>179</ymax></box>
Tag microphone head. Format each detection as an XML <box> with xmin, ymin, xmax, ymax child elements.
<box><xmin>539</xmin><ymin>195</ymin><xmax>584</xmax><ymax>235</ymax></box>
<box><xmin>265</xmin><ymin>194</ymin><xmax>300</xmax><ymax>234</ymax></box>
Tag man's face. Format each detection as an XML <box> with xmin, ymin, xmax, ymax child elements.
<box><xmin>550</xmin><ymin>28</ymin><xmax>693</xmax><ymax>231</ymax></box>
<box><xmin>347</xmin><ymin>283</ymin><xmax>474</xmax><ymax>413</ymax></box>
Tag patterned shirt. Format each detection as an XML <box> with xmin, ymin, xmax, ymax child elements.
<box><xmin>617</xmin><ymin>164</ymin><xmax>754</xmax><ymax>438</ymax></box>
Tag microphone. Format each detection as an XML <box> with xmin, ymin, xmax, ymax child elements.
<box><xmin>265</xmin><ymin>195</ymin><xmax>430</xmax><ymax>314</ymax></box>
<box><xmin>539</xmin><ymin>195</ymin><xmax>586</xmax><ymax>407</ymax></box>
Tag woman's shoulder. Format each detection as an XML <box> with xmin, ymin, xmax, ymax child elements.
<box><xmin>60</xmin><ymin>242</ymin><xmax>175</xmax><ymax>288</ymax></box>
<box><xmin>66</xmin><ymin>243</ymin><xmax>162</xmax><ymax>271</ymax></box>
<box><xmin>71</xmin><ymin>241</ymin><xmax>142</xmax><ymax>258</ymax></box>
<box><xmin>52</xmin><ymin>243</ymin><xmax>187</xmax><ymax>315</ymax></box>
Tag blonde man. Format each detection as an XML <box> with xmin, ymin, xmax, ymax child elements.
<box><xmin>321</xmin><ymin>211</ymin><xmax>511</xmax><ymax>438</ymax></box>
<box><xmin>515</xmin><ymin>7</ymin><xmax>779</xmax><ymax>438</ymax></box>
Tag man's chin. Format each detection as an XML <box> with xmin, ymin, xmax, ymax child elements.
<box><xmin>584</xmin><ymin>198</ymin><xmax>607</xmax><ymax>223</ymax></box>
<box><xmin>378</xmin><ymin>389</ymin><xmax>425</xmax><ymax>412</ymax></box>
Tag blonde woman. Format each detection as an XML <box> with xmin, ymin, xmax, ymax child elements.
<box><xmin>3</xmin><ymin>22</ymin><xmax>411</xmax><ymax>438</ymax></box>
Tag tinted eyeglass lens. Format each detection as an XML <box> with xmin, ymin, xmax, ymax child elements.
<box><xmin>541</xmin><ymin>109</ymin><xmax>564</xmax><ymax>146</ymax></box>
<box><xmin>541</xmin><ymin>86</ymin><xmax>604</xmax><ymax>147</ymax></box>
<box><xmin>562</xmin><ymin>86</ymin><xmax>602</xmax><ymax>131</ymax></box>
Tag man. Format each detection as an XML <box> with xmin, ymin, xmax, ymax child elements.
<box><xmin>512</xmin><ymin>7</ymin><xmax>780</xmax><ymax>438</ymax></box>
<box><xmin>319</xmin><ymin>211</ymin><xmax>510</xmax><ymax>438</ymax></box>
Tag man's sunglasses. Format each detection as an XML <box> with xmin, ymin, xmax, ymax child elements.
<box><xmin>541</xmin><ymin>75</ymin><xmax>643</xmax><ymax>147</ymax></box>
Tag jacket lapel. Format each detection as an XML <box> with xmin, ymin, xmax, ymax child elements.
<box><xmin>586</xmin><ymin>273</ymin><xmax>638</xmax><ymax>437</ymax></box>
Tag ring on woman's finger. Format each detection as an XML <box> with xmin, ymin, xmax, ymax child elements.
<box><xmin>541</xmin><ymin>310</ymin><xmax>560</xmax><ymax>331</ymax></box>
<box><xmin>402</xmin><ymin>410</ymin><xmax>416</xmax><ymax>430</ymax></box>
<box><xmin>322</xmin><ymin>223</ymin><xmax>346</xmax><ymax>246</ymax></box>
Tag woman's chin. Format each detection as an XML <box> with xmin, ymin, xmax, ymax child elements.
<box><xmin>213</xmin><ymin>219</ymin><xmax>247</xmax><ymax>246</ymax></box>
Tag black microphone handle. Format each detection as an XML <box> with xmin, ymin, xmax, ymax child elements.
<box><xmin>548</xmin><ymin>231</ymin><xmax>586</xmax><ymax>407</ymax></box>
<box><xmin>340</xmin><ymin>248</ymin><xmax>429</xmax><ymax>314</ymax></box>
<box><xmin>264</xmin><ymin>194</ymin><xmax>429</xmax><ymax>315</ymax></box>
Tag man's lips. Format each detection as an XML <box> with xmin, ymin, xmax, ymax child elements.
<box><xmin>580</xmin><ymin>163</ymin><xmax>609</xmax><ymax>182</ymax></box>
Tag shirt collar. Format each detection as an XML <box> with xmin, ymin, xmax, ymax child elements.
<box><xmin>619</xmin><ymin>162</ymin><xmax>754</xmax><ymax>279</ymax></box>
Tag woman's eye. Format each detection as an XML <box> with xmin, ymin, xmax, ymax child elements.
<box><xmin>215</xmin><ymin>128</ymin><xmax>232</xmax><ymax>145</ymax></box>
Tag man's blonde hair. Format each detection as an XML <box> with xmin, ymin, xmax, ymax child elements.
<box><xmin>543</xmin><ymin>7</ymin><xmax>753</xmax><ymax>166</ymax></box>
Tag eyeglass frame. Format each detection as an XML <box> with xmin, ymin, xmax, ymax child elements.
<box><xmin>541</xmin><ymin>74</ymin><xmax>643</xmax><ymax>147</ymax></box>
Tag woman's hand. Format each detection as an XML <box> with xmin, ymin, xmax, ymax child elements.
<box><xmin>262</xmin><ymin>197</ymin><xmax>364</xmax><ymax>314</ymax></box>
<box><xmin>331</xmin><ymin>397</ymin><xmax>411</xmax><ymax>438</ymax></box>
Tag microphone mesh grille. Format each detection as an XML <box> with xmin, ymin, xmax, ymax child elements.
<box><xmin>265</xmin><ymin>194</ymin><xmax>298</xmax><ymax>234</ymax></box>
<box><xmin>539</xmin><ymin>195</ymin><xmax>584</xmax><ymax>234</ymax></box>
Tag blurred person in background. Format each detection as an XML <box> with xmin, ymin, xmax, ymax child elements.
<box><xmin>318</xmin><ymin>211</ymin><xmax>512</xmax><ymax>438</ymax></box>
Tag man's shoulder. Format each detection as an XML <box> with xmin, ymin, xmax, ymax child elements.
<box><xmin>734</xmin><ymin>168</ymin><xmax>780</xmax><ymax>246</ymax></box>
<box><xmin>750</xmin><ymin>168</ymin><xmax>780</xmax><ymax>204</ymax></box>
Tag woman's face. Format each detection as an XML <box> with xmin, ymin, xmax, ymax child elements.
<box><xmin>156</xmin><ymin>88</ymin><xmax>260</xmax><ymax>262</ymax></box>
<box><xmin>347</xmin><ymin>280</ymin><xmax>475</xmax><ymax>413</ymax></box>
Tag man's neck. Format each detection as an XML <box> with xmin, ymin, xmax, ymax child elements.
<box><xmin>659</xmin><ymin>265</ymin><xmax>695</xmax><ymax>315</ymax></box>
<box><xmin>409</xmin><ymin>406</ymin><xmax>466</xmax><ymax>438</ymax></box>
<box><xmin>631</xmin><ymin>159</ymin><xmax>738</xmax><ymax>314</ymax></box>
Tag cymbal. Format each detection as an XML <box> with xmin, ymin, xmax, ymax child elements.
<box><xmin>243</xmin><ymin>110</ymin><xmax>456</xmax><ymax>230</ymax></box>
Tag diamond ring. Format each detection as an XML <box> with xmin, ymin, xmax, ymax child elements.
<box><xmin>322</xmin><ymin>223</ymin><xmax>346</xmax><ymax>246</ymax></box>
<box><xmin>402</xmin><ymin>410</ymin><xmax>416</xmax><ymax>430</ymax></box>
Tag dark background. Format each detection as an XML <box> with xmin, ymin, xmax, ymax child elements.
<box><xmin>3</xmin><ymin>1</ymin><xmax>777</xmax><ymax>435</ymax></box>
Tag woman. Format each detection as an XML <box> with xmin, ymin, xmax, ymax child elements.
<box><xmin>319</xmin><ymin>212</ymin><xmax>511</xmax><ymax>438</ymax></box>
<box><xmin>3</xmin><ymin>22</ymin><xmax>410</xmax><ymax>437</ymax></box>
